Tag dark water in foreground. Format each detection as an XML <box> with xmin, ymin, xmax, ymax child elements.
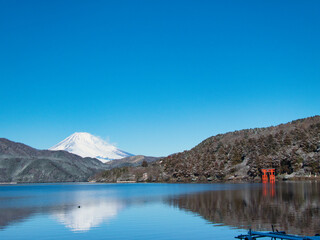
<box><xmin>0</xmin><ymin>182</ymin><xmax>320</xmax><ymax>239</ymax></box>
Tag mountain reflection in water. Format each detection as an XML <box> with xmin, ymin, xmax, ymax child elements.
<box><xmin>0</xmin><ymin>198</ymin><xmax>125</xmax><ymax>232</ymax></box>
<box><xmin>1</xmin><ymin>182</ymin><xmax>320</xmax><ymax>237</ymax></box>
<box><xmin>52</xmin><ymin>199</ymin><xmax>123</xmax><ymax>232</ymax></box>
<box><xmin>167</xmin><ymin>181</ymin><xmax>320</xmax><ymax>236</ymax></box>
<box><xmin>0</xmin><ymin>182</ymin><xmax>241</xmax><ymax>233</ymax></box>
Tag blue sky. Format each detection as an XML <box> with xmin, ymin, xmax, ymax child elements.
<box><xmin>0</xmin><ymin>0</ymin><xmax>319</xmax><ymax>156</ymax></box>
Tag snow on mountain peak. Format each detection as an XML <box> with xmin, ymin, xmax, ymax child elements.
<box><xmin>49</xmin><ymin>132</ymin><xmax>133</xmax><ymax>163</ymax></box>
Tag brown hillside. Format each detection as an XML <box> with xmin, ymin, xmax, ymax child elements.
<box><xmin>161</xmin><ymin>116</ymin><xmax>320</xmax><ymax>182</ymax></box>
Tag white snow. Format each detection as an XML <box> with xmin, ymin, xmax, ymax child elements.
<box><xmin>49</xmin><ymin>132</ymin><xmax>133</xmax><ymax>163</ymax></box>
<box><xmin>53</xmin><ymin>199</ymin><xmax>123</xmax><ymax>232</ymax></box>
<box><xmin>52</xmin><ymin>200</ymin><xmax>124</xmax><ymax>232</ymax></box>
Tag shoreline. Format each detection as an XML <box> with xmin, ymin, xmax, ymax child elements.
<box><xmin>2</xmin><ymin>176</ymin><xmax>320</xmax><ymax>185</ymax></box>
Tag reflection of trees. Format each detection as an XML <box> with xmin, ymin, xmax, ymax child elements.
<box><xmin>2</xmin><ymin>182</ymin><xmax>320</xmax><ymax>236</ymax></box>
<box><xmin>167</xmin><ymin>182</ymin><xmax>320</xmax><ymax>235</ymax></box>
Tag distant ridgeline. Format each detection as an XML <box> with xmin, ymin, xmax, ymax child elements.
<box><xmin>0</xmin><ymin>138</ymin><xmax>107</xmax><ymax>183</ymax></box>
<box><xmin>93</xmin><ymin>116</ymin><xmax>320</xmax><ymax>183</ymax></box>
<box><xmin>2</xmin><ymin>115</ymin><xmax>320</xmax><ymax>183</ymax></box>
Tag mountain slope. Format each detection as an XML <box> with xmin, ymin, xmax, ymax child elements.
<box><xmin>104</xmin><ymin>155</ymin><xmax>160</xmax><ymax>169</ymax></box>
<box><xmin>50</xmin><ymin>132</ymin><xmax>133</xmax><ymax>163</ymax></box>
<box><xmin>161</xmin><ymin>115</ymin><xmax>320</xmax><ymax>182</ymax></box>
<box><xmin>0</xmin><ymin>138</ymin><xmax>107</xmax><ymax>183</ymax></box>
<box><xmin>91</xmin><ymin>116</ymin><xmax>320</xmax><ymax>183</ymax></box>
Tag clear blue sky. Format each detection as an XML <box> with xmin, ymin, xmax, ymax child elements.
<box><xmin>1</xmin><ymin>0</ymin><xmax>319</xmax><ymax>156</ymax></box>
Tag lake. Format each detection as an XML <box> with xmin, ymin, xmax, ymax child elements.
<box><xmin>1</xmin><ymin>182</ymin><xmax>320</xmax><ymax>239</ymax></box>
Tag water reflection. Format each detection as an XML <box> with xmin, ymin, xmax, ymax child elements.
<box><xmin>0</xmin><ymin>208</ymin><xmax>34</xmax><ymax>230</ymax></box>
<box><xmin>0</xmin><ymin>200</ymin><xmax>125</xmax><ymax>232</ymax></box>
<box><xmin>52</xmin><ymin>199</ymin><xmax>123</xmax><ymax>232</ymax></box>
<box><xmin>1</xmin><ymin>182</ymin><xmax>320</xmax><ymax>237</ymax></box>
<box><xmin>0</xmin><ymin>182</ymin><xmax>240</xmax><ymax>232</ymax></box>
<box><xmin>167</xmin><ymin>181</ymin><xmax>320</xmax><ymax>235</ymax></box>
<box><xmin>262</xmin><ymin>182</ymin><xmax>275</xmax><ymax>197</ymax></box>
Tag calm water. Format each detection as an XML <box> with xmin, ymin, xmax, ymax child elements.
<box><xmin>0</xmin><ymin>182</ymin><xmax>320</xmax><ymax>239</ymax></box>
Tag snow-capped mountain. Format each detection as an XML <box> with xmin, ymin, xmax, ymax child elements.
<box><xmin>49</xmin><ymin>132</ymin><xmax>133</xmax><ymax>163</ymax></box>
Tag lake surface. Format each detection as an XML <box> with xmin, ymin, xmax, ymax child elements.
<box><xmin>1</xmin><ymin>182</ymin><xmax>320</xmax><ymax>239</ymax></box>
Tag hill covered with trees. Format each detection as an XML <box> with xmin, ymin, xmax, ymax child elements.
<box><xmin>92</xmin><ymin>116</ymin><xmax>320</xmax><ymax>183</ymax></box>
<box><xmin>162</xmin><ymin>116</ymin><xmax>320</xmax><ymax>182</ymax></box>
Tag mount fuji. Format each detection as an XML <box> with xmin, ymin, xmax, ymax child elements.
<box><xmin>49</xmin><ymin>132</ymin><xmax>133</xmax><ymax>163</ymax></box>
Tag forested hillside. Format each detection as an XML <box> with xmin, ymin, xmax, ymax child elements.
<box><xmin>93</xmin><ymin>116</ymin><xmax>320</xmax><ymax>183</ymax></box>
<box><xmin>162</xmin><ymin>116</ymin><xmax>320</xmax><ymax>182</ymax></box>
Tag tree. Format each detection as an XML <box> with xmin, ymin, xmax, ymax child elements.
<box><xmin>142</xmin><ymin>160</ymin><xmax>148</xmax><ymax>167</ymax></box>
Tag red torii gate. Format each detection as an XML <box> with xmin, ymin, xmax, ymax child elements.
<box><xmin>261</xmin><ymin>168</ymin><xmax>275</xmax><ymax>183</ymax></box>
